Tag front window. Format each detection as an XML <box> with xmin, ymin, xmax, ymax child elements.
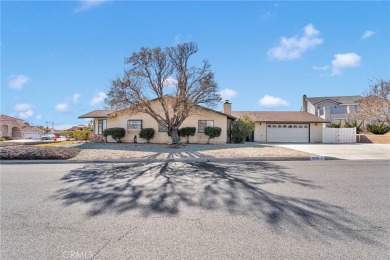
<box><xmin>158</xmin><ymin>120</ymin><xmax>168</xmax><ymax>132</ymax></box>
<box><xmin>198</xmin><ymin>120</ymin><xmax>214</xmax><ymax>133</ymax></box>
<box><xmin>127</xmin><ymin>120</ymin><xmax>142</xmax><ymax>129</ymax></box>
<box><xmin>98</xmin><ymin>119</ymin><xmax>107</xmax><ymax>135</ymax></box>
<box><xmin>334</xmin><ymin>118</ymin><xmax>346</xmax><ymax>125</ymax></box>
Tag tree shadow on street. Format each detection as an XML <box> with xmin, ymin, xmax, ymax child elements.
<box><xmin>53</xmin><ymin>161</ymin><xmax>384</xmax><ymax>246</ymax></box>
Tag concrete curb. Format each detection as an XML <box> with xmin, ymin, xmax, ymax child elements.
<box><xmin>0</xmin><ymin>156</ymin><xmax>339</xmax><ymax>165</ymax></box>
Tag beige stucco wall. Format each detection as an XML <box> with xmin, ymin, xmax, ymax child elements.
<box><xmin>254</xmin><ymin>122</ymin><xmax>266</xmax><ymax>142</ymax></box>
<box><xmin>94</xmin><ymin>108</ymin><xmax>229</xmax><ymax>144</ymax></box>
<box><xmin>309</xmin><ymin>123</ymin><xmax>323</xmax><ymax>143</ymax></box>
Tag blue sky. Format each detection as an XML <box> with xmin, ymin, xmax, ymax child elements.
<box><xmin>2</xmin><ymin>1</ymin><xmax>389</xmax><ymax>129</ymax></box>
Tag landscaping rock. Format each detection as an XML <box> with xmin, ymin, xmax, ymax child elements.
<box><xmin>0</xmin><ymin>145</ymin><xmax>80</xmax><ymax>160</ymax></box>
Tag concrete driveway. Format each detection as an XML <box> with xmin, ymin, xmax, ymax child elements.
<box><xmin>277</xmin><ymin>143</ymin><xmax>390</xmax><ymax>160</ymax></box>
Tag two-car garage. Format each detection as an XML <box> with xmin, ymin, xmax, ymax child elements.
<box><xmin>232</xmin><ymin>111</ymin><xmax>329</xmax><ymax>143</ymax></box>
<box><xmin>266</xmin><ymin>124</ymin><xmax>309</xmax><ymax>143</ymax></box>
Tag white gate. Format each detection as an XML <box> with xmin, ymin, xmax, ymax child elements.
<box><xmin>323</xmin><ymin>128</ymin><xmax>356</xmax><ymax>143</ymax></box>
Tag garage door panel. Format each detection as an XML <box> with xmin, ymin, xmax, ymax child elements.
<box><xmin>267</xmin><ymin>124</ymin><xmax>309</xmax><ymax>143</ymax></box>
<box><xmin>23</xmin><ymin>133</ymin><xmax>41</xmax><ymax>139</ymax></box>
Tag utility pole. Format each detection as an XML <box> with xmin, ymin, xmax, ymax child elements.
<box><xmin>46</xmin><ymin>121</ymin><xmax>54</xmax><ymax>132</ymax></box>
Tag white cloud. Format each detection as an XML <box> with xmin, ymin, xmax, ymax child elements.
<box><xmin>267</xmin><ymin>24</ymin><xmax>323</xmax><ymax>60</ymax></box>
<box><xmin>14</xmin><ymin>103</ymin><xmax>32</xmax><ymax>112</ymax></box>
<box><xmin>19</xmin><ymin>110</ymin><xmax>34</xmax><ymax>119</ymax></box>
<box><xmin>219</xmin><ymin>88</ymin><xmax>238</xmax><ymax>100</ymax></box>
<box><xmin>7</xmin><ymin>74</ymin><xmax>30</xmax><ymax>89</ymax></box>
<box><xmin>73</xmin><ymin>93</ymin><xmax>81</xmax><ymax>103</ymax></box>
<box><xmin>36</xmin><ymin>115</ymin><xmax>42</xmax><ymax>120</ymax></box>
<box><xmin>89</xmin><ymin>91</ymin><xmax>107</xmax><ymax>106</ymax></box>
<box><xmin>361</xmin><ymin>30</ymin><xmax>375</xmax><ymax>40</ymax></box>
<box><xmin>259</xmin><ymin>95</ymin><xmax>289</xmax><ymax>108</ymax></box>
<box><xmin>312</xmin><ymin>65</ymin><xmax>329</xmax><ymax>71</ymax></box>
<box><xmin>331</xmin><ymin>52</ymin><xmax>361</xmax><ymax>76</ymax></box>
<box><xmin>55</xmin><ymin>103</ymin><xmax>70</xmax><ymax>113</ymax></box>
<box><xmin>163</xmin><ymin>76</ymin><xmax>177</xmax><ymax>88</ymax></box>
<box><xmin>74</xmin><ymin>0</ymin><xmax>109</xmax><ymax>13</ymax></box>
<box><xmin>13</xmin><ymin>103</ymin><xmax>34</xmax><ymax>119</ymax></box>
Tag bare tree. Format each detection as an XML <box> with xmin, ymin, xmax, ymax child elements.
<box><xmin>357</xmin><ymin>79</ymin><xmax>390</xmax><ymax>124</ymax></box>
<box><xmin>106</xmin><ymin>42</ymin><xmax>221</xmax><ymax>144</ymax></box>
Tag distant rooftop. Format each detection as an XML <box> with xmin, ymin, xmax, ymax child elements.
<box><xmin>231</xmin><ymin>111</ymin><xmax>329</xmax><ymax>123</ymax></box>
<box><xmin>306</xmin><ymin>95</ymin><xmax>362</xmax><ymax>105</ymax></box>
<box><xmin>78</xmin><ymin>110</ymin><xmax>115</xmax><ymax>118</ymax></box>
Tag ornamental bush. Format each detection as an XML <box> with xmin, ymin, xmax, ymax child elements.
<box><xmin>74</xmin><ymin>129</ymin><xmax>92</xmax><ymax>141</ymax></box>
<box><xmin>327</xmin><ymin>123</ymin><xmax>341</xmax><ymax>128</ymax></box>
<box><xmin>366</xmin><ymin>123</ymin><xmax>390</xmax><ymax>135</ymax></box>
<box><xmin>231</xmin><ymin>116</ymin><xmax>256</xmax><ymax>143</ymax></box>
<box><xmin>139</xmin><ymin>128</ymin><xmax>155</xmax><ymax>143</ymax></box>
<box><xmin>62</xmin><ymin>130</ymin><xmax>75</xmax><ymax>139</ymax></box>
<box><xmin>103</xmin><ymin>128</ymin><xmax>126</xmax><ymax>142</ymax></box>
<box><xmin>204</xmin><ymin>127</ymin><xmax>222</xmax><ymax>144</ymax></box>
<box><xmin>1</xmin><ymin>136</ymin><xmax>16</xmax><ymax>141</ymax></box>
<box><xmin>179</xmin><ymin>127</ymin><xmax>196</xmax><ymax>144</ymax></box>
<box><xmin>344</xmin><ymin>121</ymin><xmax>363</xmax><ymax>134</ymax></box>
<box><xmin>91</xmin><ymin>134</ymin><xmax>106</xmax><ymax>143</ymax></box>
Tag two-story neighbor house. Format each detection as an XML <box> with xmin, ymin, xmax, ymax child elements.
<box><xmin>302</xmin><ymin>95</ymin><xmax>362</xmax><ymax>125</ymax></box>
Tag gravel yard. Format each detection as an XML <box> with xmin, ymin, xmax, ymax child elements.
<box><xmin>0</xmin><ymin>145</ymin><xmax>80</xmax><ymax>160</ymax></box>
<box><xmin>0</xmin><ymin>142</ymin><xmax>313</xmax><ymax>160</ymax></box>
<box><xmin>70</xmin><ymin>142</ymin><xmax>313</xmax><ymax>160</ymax></box>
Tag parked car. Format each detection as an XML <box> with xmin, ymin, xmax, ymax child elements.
<box><xmin>56</xmin><ymin>136</ymin><xmax>67</xmax><ymax>141</ymax></box>
<box><xmin>41</xmin><ymin>134</ymin><xmax>55</xmax><ymax>140</ymax></box>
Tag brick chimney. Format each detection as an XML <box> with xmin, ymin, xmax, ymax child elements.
<box><xmin>223</xmin><ymin>100</ymin><xmax>231</xmax><ymax>115</ymax></box>
<box><xmin>302</xmin><ymin>94</ymin><xmax>307</xmax><ymax>112</ymax></box>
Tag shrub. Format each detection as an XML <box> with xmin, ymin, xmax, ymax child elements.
<box><xmin>74</xmin><ymin>129</ymin><xmax>92</xmax><ymax>141</ymax></box>
<box><xmin>179</xmin><ymin>127</ymin><xmax>196</xmax><ymax>144</ymax></box>
<box><xmin>327</xmin><ymin>123</ymin><xmax>341</xmax><ymax>128</ymax></box>
<box><xmin>204</xmin><ymin>127</ymin><xmax>222</xmax><ymax>144</ymax></box>
<box><xmin>0</xmin><ymin>137</ymin><xmax>6</xmax><ymax>141</ymax></box>
<box><xmin>231</xmin><ymin>116</ymin><xmax>256</xmax><ymax>143</ymax></box>
<box><xmin>62</xmin><ymin>130</ymin><xmax>75</xmax><ymax>139</ymax></box>
<box><xmin>2</xmin><ymin>136</ymin><xmax>16</xmax><ymax>141</ymax></box>
<box><xmin>366</xmin><ymin>123</ymin><xmax>390</xmax><ymax>135</ymax></box>
<box><xmin>103</xmin><ymin>128</ymin><xmax>126</xmax><ymax>142</ymax></box>
<box><xmin>139</xmin><ymin>128</ymin><xmax>155</xmax><ymax>143</ymax></box>
<box><xmin>91</xmin><ymin>134</ymin><xmax>106</xmax><ymax>143</ymax></box>
<box><xmin>344</xmin><ymin>121</ymin><xmax>363</xmax><ymax>134</ymax></box>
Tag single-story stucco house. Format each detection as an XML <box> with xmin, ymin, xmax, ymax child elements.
<box><xmin>79</xmin><ymin>100</ymin><xmax>329</xmax><ymax>144</ymax></box>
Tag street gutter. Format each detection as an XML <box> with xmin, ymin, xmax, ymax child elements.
<box><xmin>0</xmin><ymin>156</ymin><xmax>340</xmax><ymax>164</ymax></box>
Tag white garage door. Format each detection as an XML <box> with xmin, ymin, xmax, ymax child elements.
<box><xmin>23</xmin><ymin>133</ymin><xmax>41</xmax><ymax>139</ymax></box>
<box><xmin>267</xmin><ymin>124</ymin><xmax>309</xmax><ymax>143</ymax></box>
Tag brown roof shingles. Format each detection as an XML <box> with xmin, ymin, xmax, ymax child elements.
<box><xmin>78</xmin><ymin>110</ymin><xmax>114</xmax><ymax>118</ymax></box>
<box><xmin>232</xmin><ymin>111</ymin><xmax>329</xmax><ymax>123</ymax></box>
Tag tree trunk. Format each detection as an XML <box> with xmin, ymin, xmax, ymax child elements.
<box><xmin>169</xmin><ymin>127</ymin><xmax>179</xmax><ymax>144</ymax></box>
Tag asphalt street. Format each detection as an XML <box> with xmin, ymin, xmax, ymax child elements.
<box><xmin>1</xmin><ymin>160</ymin><xmax>389</xmax><ymax>259</ymax></box>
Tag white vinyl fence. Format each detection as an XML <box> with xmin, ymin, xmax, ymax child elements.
<box><xmin>322</xmin><ymin>127</ymin><xmax>356</xmax><ymax>143</ymax></box>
